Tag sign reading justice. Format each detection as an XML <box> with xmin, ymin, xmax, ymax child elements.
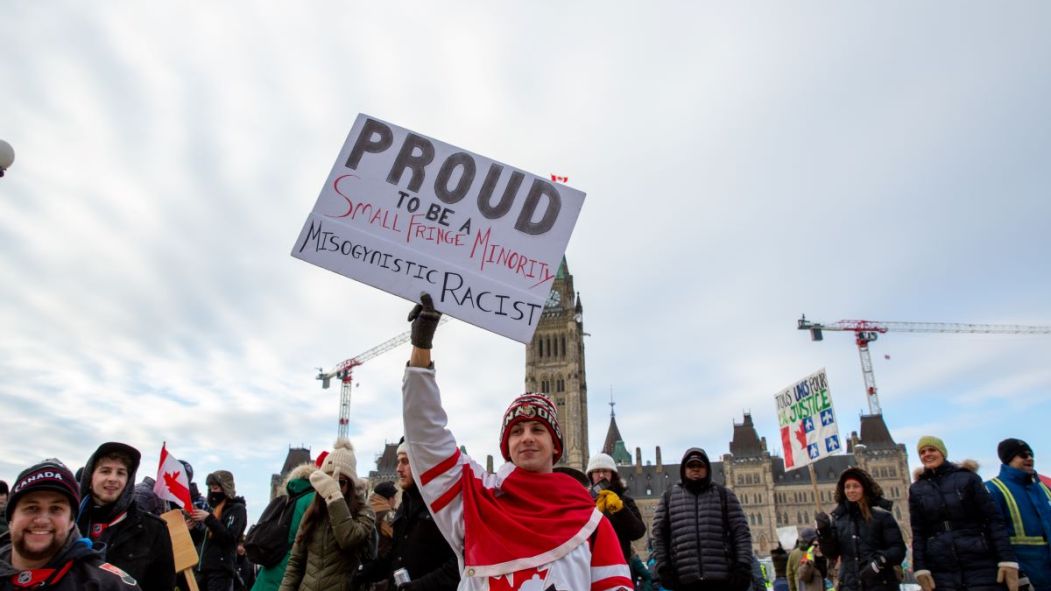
<box><xmin>292</xmin><ymin>114</ymin><xmax>586</xmax><ymax>343</ymax></box>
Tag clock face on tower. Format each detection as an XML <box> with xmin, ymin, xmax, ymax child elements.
<box><xmin>545</xmin><ymin>289</ymin><xmax>561</xmax><ymax>309</ymax></box>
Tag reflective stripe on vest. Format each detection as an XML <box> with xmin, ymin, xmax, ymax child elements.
<box><xmin>989</xmin><ymin>477</ymin><xmax>1050</xmax><ymax>546</ymax></box>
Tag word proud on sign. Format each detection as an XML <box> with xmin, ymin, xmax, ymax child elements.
<box><xmin>292</xmin><ymin>115</ymin><xmax>586</xmax><ymax>343</ymax></box>
<box><xmin>774</xmin><ymin>369</ymin><xmax>840</xmax><ymax>470</ymax></box>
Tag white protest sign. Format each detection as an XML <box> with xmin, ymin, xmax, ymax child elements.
<box><xmin>777</xmin><ymin>526</ymin><xmax>799</xmax><ymax>550</ymax></box>
<box><xmin>774</xmin><ymin>368</ymin><xmax>841</xmax><ymax>470</ymax></box>
<box><xmin>292</xmin><ymin>114</ymin><xmax>586</xmax><ymax>343</ymax></box>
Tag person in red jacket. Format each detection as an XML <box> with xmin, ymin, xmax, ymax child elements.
<box><xmin>401</xmin><ymin>294</ymin><xmax>632</xmax><ymax>591</ymax></box>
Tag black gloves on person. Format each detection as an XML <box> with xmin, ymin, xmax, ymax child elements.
<box><xmin>408</xmin><ymin>293</ymin><xmax>442</xmax><ymax>349</ymax></box>
<box><xmin>815</xmin><ymin>511</ymin><xmax>831</xmax><ymax>531</ymax></box>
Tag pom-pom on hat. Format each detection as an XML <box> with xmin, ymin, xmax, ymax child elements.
<box><xmin>321</xmin><ymin>438</ymin><xmax>360</xmax><ymax>483</ymax></box>
<box><xmin>917</xmin><ymin>435</ymin><xmax>948</xmax><ymax>459</ymax></box>
<box><xmin>499</xmin><ymin>392</ymin><xmax>563</xmax><ymax>463</ymax></box>
<box><xmin>7</xmin><ymin>459</ymin><xmax>81</xmax><ymax>521</ymax></box>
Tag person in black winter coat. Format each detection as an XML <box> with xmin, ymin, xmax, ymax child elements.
<box><xmin>652</xmin><ymin>448</ymin><xmax>753</xmax><ymax>591</ymax></box>
<box><xmin>909</xmin><ymin>436</ymin><xmax>1019</xmax><ymax>591</ymax></box>
<box><xmin>192</xmin><ymin>470</ymin><xmax>248</xmax><ymax>591</ymax></box>
<box><xmin>586</xmin><ymin>453</ymin><xmax>647</xmax><ymax>562</ymax></box>
<box><xmin>77</xmin><ymin>442</ymin><xmax>175</xmax><ymax>591</ymax></box>
<box><xmin>357</xmin><ymin>440</ymin><xmax>458</xmax><ymax>591</ymax></box>
<box><xmin>815</xmin><ymin>467</ymin><xmax>905</xmax><ymax>591</ymax></box>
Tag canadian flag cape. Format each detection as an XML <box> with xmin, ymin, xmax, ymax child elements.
<box><xmin>154</xmin><ymin>443</ymin><xmax>193</xmax><ymax>509</ymax></box>
<box><xmin>461</xmin><ymin>466</ymin><xmax>598</xmax><ymax>572</ymax></box>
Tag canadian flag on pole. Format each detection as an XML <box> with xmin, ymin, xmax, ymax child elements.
<box><xmin>153</xmin><ymin>443</ymin><xmax>193</xmax><ymax>509</ymax></box>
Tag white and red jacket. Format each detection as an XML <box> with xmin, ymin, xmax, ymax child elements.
<box><xmin>403</xmin><ymin>367</ymin><xmax>633</xmax><ymax>591</ymax></box>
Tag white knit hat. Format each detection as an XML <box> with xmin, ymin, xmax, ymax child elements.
<box><xmin>586</xmin><ymin>452</ymin><xmax>617</xmax><ymax>477</ymax></box>
<box><xmin>321</xmin><ymin>438</ymin><xmax>359</xmax><ymax>483</ymax></box>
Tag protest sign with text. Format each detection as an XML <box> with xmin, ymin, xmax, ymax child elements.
<box><xmin>774</xmin><ymin>368</ymin><xmax>841</xmax><ymax>470</ymax></box>
<box><xmin>291</xmin><ymin>114</ymin><xmax>585</xmax><ymax>343</ymax></box>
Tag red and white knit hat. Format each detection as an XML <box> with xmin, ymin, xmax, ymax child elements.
<box><xmin>499</xmin><ymin>392</ymin><xmax>564</xmax><ymax>463</ymax></box>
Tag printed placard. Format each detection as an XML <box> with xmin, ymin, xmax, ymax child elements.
<box><xmin>774</xmin><ymin>368</ymin><xmax>840</xmax><ymax>470</ymax></box>
<box><xmin>292</xmin><ymin>114</ymin><xmax>586</xmax><ymax>343</ymax></box>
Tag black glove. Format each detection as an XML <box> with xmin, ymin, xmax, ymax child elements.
<box><xmin>657</xmin><ymin>566</ymin><xmax>679</xmax><ymax>590</ymax></box>
<box><xmin>815</xmin><ymin>511</ymin><xmax>831</xmax><ymax>531</ymax></box>
<box><xmin>407</xmin><ymin>292</ymin><xmax>442</xmax><ymax>349</ymax></box>
<box><xmin>731</xmin><ymin>563</ymin><xmax>753</xmax><ymax>591</ymax></box>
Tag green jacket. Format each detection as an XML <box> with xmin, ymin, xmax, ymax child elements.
<box><xmin>252</xmin><ymin>466</ymin><xmax>317</xmax><ymax>591</ymax></box>
<box><xmin>278</xmin><ymin>493</ymin><xmax>375</xmax><ymax>591</ymax></box>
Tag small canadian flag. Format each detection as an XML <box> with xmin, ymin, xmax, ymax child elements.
<box><xmin>153</xmin><ymin>443</ymin><xmax>193</xmax><ymax>509</ymax></box>
<box><xmin>550</xmin><ymin>174</ymin><xmax>569</xmax><ymax>183</ymax></box>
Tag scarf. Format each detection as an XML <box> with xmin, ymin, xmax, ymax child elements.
<box><xmin>461</xmin><ymin>465</ymin><xmax>601</xmax><ymax>577</ymax></box>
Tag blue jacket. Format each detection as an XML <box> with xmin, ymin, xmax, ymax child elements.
<box><xmin>986</xmin><ymin>466</ymin><xmax>1051</xmax><ymax>591</ymax></box>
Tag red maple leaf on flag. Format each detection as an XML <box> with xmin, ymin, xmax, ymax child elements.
<box><xmin>163</xmin><ymin>471</ymin><xmax>193</xmax><ymax>509</ymax></box>
<box><xmin>794</xmin><ymin>421</ymin><xmax>808</xmax><ymax>452</ymax></box>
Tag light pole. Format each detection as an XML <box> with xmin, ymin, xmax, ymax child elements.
<box><xmin>0</xmin><ymin>139</ymin><xmax>14</xmax><ymax>177</ymax></box>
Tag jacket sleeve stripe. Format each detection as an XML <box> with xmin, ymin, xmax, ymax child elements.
<box><xmin>421</xmin><ymin>448</ymin><xmax>462</xmax><ymax>486</ymax></box>
<box><xmin>430</xmin><ymin>478</ymin><xmax>463</xmax><ymax>514</ymax></box>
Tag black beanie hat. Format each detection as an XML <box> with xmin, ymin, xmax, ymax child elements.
<box><xmin>374</xmin><ymin>481</ymin><xmax>397</xmax><ymax>500</ymax></box>
<box><xmin>998</xmin><ymin>438</ymin><xmax>1033</xmax><ymax>465</ymax></box>
<box><xmin>6</xmin><ymin>459</ymin><xmax>81</xmax><ymax>521</ymax></box>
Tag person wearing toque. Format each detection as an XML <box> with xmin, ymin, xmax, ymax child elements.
<box><xmin>985</xmin><ymin>438</ymin><xmax>1051</xmax><ymax>591</ymax></box>
<box><xmin>400</xmin><ymin>293</ymin><xmax>633</xmax><ymax>591</ymax></box>
<box><xmin>909</xmin><ymin>436</ymin><xmax>1019</xmax><ymax>591</ymax></box>
<box><xmin>0</xmin><ymin>458</ymin><xmax>143</xmax><ymax>590</ymax></box>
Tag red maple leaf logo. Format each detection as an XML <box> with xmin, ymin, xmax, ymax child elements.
<box><xmin>794</xmin><ymin>421</ymin><xmax>808</xmax><ymax>451</ymax></box>
<box><xmin>163</xmin><ymin>471</ymin><xmax>192</xmax><ymax>509</ymax></box>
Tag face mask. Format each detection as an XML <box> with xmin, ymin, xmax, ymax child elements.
<box><xmin>208</xmin><ymin>491</ymin><xmax>225</xmax><ymax>506</ymax></box>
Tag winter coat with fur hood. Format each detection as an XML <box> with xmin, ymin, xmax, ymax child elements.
<box><xmin>77</xmin><ymin>442</ymin><xmax>175</xmax><ymax>591</ymax></box>
<box><xmin>909</xmin><ymin>460</ymin><xmax>1016</xmax><ymax>591</ymax></box>
<box><xmin>252</xmin><ymin>464</ymin><xmax>317</xmax><ymax>591</ymax></box>
<box><xmin>651</xmin><ymin>448</ymin><xmax>752</xmax><ymax>589</ymax></box>
<box><xmin>816</xmin><ymin>468</ymin><xmax>905</xmax><ymax>591</ymax></box>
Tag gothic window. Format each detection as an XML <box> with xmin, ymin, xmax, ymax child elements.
<box><xmin>546</xmin><ymin>336</ymin><xmax>552</xmax><ymax>358</ymax></box>
<box><xmin>889</xmin><ymin>467</ymin><xmax>897</xmax><ymax>477</ymax></box>
<box><xmin>749</xmin><ymin>514</ymin><xmax>755</xmax><ymax>525</ymax></box>
<box><xmin>796</xmin><ymin>511</ymin><xmax>802</xmax><ymax>523</ymax></box>
<box><xmin>561</xmin><ymin>335</ymin><xmax>566</xmax><ymax>357</ymax></box>
<box><xmin>757</xmin><ymin>513</ymin><xmax>763</xmax><ymax>525</ymax></box>
<box><xmin>776</xmin><ymin>513</ymin><xmax>782</xmax><ymax>525</ymax></box>
<box><xmin>536</xmin><ymin>339</ymin><xmax>542</xmax><ymax>357</ymax></box>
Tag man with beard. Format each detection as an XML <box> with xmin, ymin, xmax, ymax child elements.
<box><xmin>0</xmin><ymin>459</ymin><xmax>141</xmax><ymax>590</ymax></box>
<box><xmin>77</xmin><ymin>442</ymin><xmax>175</xmax><ymax>591</ymax></box>
<box><xmin>192</xmin><ymin>470</ymin><xmax>247</xmax><ymax>591</ymax></box>
<box><xmin>357</xmin><ymin>439</ymin><xmax>459</xmax><ymax>591</ymax></box>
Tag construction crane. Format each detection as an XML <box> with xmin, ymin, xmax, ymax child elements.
<box><xmin>798</xmin><ymin>315</ymin><xmax>1051</xmax><ymax>416</ymax></box>
<box><xmin>318</xmin><ymin>317</ymin><xmax>448</xmax><ymax>439</ymax></box>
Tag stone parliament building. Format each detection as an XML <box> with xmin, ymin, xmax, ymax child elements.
<box><xmin>523</xmin><ymin>259</ymin><xmax>915</xmax><ymax>557</ymax></box>
<box><xmin>279</xmin><ymin>259</ymin><xmax>914</xmax><ymax>558</ymax></box>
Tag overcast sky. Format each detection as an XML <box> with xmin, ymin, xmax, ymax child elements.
<box><xmin>3</xmin><ymin>3</ymin><xmax>1050</xmax><ymax>524</ymax></box>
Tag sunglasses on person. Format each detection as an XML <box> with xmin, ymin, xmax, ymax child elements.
<box><xmin>338</xmin><ymin>478</ymin><xmax>351</xmax><ymax>487</ymax></box>
<box><xmin>1017</xmin><ymin>452</ymin><xmax>1034</xmax><ymax>460</ymax></box>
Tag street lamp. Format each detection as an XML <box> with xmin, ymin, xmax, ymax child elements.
<box><xmin>0</xmin><ymin>140</ymin><xmax>14</xmax><ymax>177</ymax></box>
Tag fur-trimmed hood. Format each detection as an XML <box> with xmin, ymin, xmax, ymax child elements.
<box><xmin>914</xmin><ymin>459</ymin><xmax>979</xmax><ymax>482</ymax></box>
<box><xmin>279</xmin><ymin>462</ymin><xmax>316</xmax><ymax>495</ymax></box>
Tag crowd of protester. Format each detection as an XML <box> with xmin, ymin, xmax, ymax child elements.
<box><xmin>1</xmin><ymin>297</ymin><xmax>1047</xmax><ymax>591</ymax></box>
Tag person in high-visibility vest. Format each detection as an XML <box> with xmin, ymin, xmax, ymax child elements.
<box><xmin>986</xmin><ymin>438</ymin><xmax>1051</xmax><ymax>591</ymax></box>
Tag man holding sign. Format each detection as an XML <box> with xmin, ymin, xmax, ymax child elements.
<box><xmin>400</xmin><ymin>294</ymin><xmax>632</xmax><ymax>591</ymax></box>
